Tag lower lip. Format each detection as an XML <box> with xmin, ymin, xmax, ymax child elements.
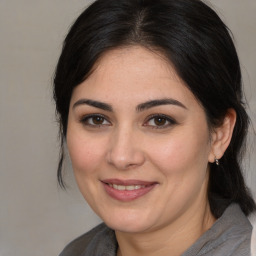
<box><xmin>102</xmin><ymin>183</ymin><xmax>156</xmax><ymax>202</ymax></box>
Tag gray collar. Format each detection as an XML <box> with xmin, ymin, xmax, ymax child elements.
<box><xmin>82</xmin><ymin>204</ymin><xmax>252</xmax><ymax>256</ymax></box>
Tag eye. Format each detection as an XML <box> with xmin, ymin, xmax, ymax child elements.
<box><xmin>144</xmin><ymin>114</ymin><xmax>176</xmax><ymax>129</ymax></box>
<box><xmin>80</xmin><ymin>114</ymin><xmax>111</xmax><ymax>127</ymax></box>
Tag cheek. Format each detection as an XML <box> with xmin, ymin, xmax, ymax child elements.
<box><xmin>147</xmin><ymin>129</ymin><xmax>211</xmax><ymax>215</ymax></box>
<box><xmin>66</xmin><ymin>131</ymin><xmax>107</xmax><ymax>205</ymax></box>
<box><xmin>66</xmin><ymin>132</ymin><xmax>105</xmax><ymax>176</ymax></box>
<box><xmin>148</xmin><ymin>127</ymin><xmax>211</xmax><ymax>176</ymax></box>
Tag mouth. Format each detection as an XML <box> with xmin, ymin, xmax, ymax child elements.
<box><xmin>101</xmin><ymin>179</ymin><xmax>158</xmax><ymax>201</ymax></box>
<box><xmin>108</xmin><ymin>184</ymin><xmax>147</xmax><ymax>191</ymax></box>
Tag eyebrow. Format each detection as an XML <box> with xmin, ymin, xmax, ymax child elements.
<box><xmin>72</xmin><ymin>98</ymin><xmax>187</xmax><ymax>112</ymax></box>
<box><xmin>136</xmin><ymin>98</ymin><xmax>187</xmax><ymax>112</ymax></box>
<box><xmin>73</xmin><ymin>99</ymin><xmax>113</xmax><ymax>112</ymax></box>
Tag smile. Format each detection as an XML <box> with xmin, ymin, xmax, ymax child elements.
<box><xmin>101</xmin><ymin>179</ymin><xmax>157</xmax><ymax>202</ymax></box>
<box><xmin>108</xmin><ymin>184</ymin><xmax>147</xmax><ymax>191</ymax></box>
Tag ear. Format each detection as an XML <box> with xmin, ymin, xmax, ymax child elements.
<box><xmin>208</xmin><ymin>109</ymin><xmax>237</xmax><ymax>163</ymax></box>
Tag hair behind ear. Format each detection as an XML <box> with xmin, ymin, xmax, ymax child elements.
<box><xmin>208</xmin><ymin>108</ymin><xmax>255</xmax><ymax>217</ymax></box>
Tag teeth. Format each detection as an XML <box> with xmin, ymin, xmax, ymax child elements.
<box><xmin>109</xmin><ymin>184</ymin><xmax>146</xmax><ymax>191</ymax></box>
<box><xmin>126</xmin><ymin>185</ymin><xmax>136</xmax><ymax>191</ymax></box>
<box><xmin>113</xmin><ymin>184</ymin><xmax>125</xmax><ymax>190</ymax></box>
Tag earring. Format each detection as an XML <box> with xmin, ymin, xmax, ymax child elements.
<box><xmin>215</xmin><ymin>158</ymin><xmax>220</xmax><ymax>166</ymax></box>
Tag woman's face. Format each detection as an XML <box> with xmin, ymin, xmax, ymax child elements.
<box><xmin>67</xmin><ymin>46</ymin><xmax>214</xmax><ymax>233</ymax></box>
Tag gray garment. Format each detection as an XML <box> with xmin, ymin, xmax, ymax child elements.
<box><xmin>59</xmin><ymin>204</ymin><xmax>252</xmax><ymax>256</ymax></box>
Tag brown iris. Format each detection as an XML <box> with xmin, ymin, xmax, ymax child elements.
<box><xmin>92</xmin><ymin>116</ymin><xmax>105</xmax><ymax>125</ymax></box>
<box><xmin>154</xmin><ymin>117</ymin><xmax>167</xmax><ymax>126</ymax></box>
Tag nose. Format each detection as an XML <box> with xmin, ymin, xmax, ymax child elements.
<box><xmin>106</xmin><ymin>127</ymin><xmax>145</xmax><ymax>170</ymax></box>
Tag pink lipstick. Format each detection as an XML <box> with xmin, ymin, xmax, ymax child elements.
<box><xmin>101</xmin><ymin>179</ymin><xmax>158</xmax><ymax>202</ymax></box>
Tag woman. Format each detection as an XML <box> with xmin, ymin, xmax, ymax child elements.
<box><xmin>54</xmin><ymin>0</ymin><xmax>256</xmax><ymax>255</ymax></box>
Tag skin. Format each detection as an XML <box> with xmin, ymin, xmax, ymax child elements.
<box><xmin>67</xmin><ymin>46</ymin><xmax>236</xmax><ymax>256</ymax></box>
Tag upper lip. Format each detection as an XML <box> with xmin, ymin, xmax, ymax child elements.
<box><xmin>101</xmin><ymin>179</ymin><xmax>158</xmax><ymax>186</ymax></box>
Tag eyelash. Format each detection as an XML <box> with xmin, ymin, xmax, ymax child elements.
<box><xmin>80</xmin><ymin>114</ymin><xmax>111</xmax><ymax>128</ymax></box>
<box><xmin>144</xmin><ymin>114</ymin><xmax>177</xmax><ymax>129</ymax></box>
<box><xmin>79</xmin><ymin>114</ymin><xmax>177</xmax><ymax>129</ymax></box>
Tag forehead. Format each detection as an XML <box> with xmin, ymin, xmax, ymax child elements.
<box><xmin>70</xmin><ymin>46</ymin><xmax>197</xmax><ymax>107</ymax></box>
<box><xmin>94</xmin><ymin>46</ymin><xmax>179</xmax><ymax>84</ymax></box>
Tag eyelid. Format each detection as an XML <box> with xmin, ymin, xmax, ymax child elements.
<box><xmin>143</xmin><ymin>114</ymin><xmax>177</xmax><ymax>129</ymax></box>
<box><xmin>79</xmin><ymin>113</ymin><xmax>111</xmax><ymax>127</ymax></box>
<box><xmin>79</xmin><ymin>113</ymin><xmax>177</xmax><ymax>129</ymax></box>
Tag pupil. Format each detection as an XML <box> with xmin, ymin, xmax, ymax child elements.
<box><xmin>93</xmin><ymin>116</ymin><xmax>104</xmax><ymax>124</ymax></box>
<box><xmin>155</xmin><ymin>117</ymin><xmax>166</xmax><ymax>126</ymax></box>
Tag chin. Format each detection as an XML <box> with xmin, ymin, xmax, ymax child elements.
<box><xmin>106</xmin><ymin>220</ymin><xmax>150</xmax><ymax>233</ymax></box>
<box><xmin>100</xmin><ymin>209</ymin><xmax>156</xmax><ymax>233</ymax></box>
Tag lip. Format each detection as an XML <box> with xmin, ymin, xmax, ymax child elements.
<box><xmin>101</xmin><ymin>179</ymin><xmax>158</xmax><ymax>202</ymax></box>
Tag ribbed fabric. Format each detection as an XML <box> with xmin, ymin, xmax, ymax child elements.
<box><xmin>59</xmin><ymin>204</ymin><xmax>252</xmax><ymax>256</ymax></box>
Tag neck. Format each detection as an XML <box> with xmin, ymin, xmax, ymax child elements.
<box><xmin>116</xmin><ymin>200</ymin><xmax>215</xmax><ymax>256</ymax></box>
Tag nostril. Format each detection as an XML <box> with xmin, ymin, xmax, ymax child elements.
<box><xmin>106</xmin><ymin>147</ymin><xmax>145</xmax><ymax>170</ymax></box>
<box><xmin>106</xmin><ymin>129</ymin><xmax>146</xmax><ymax>169</ymax></box>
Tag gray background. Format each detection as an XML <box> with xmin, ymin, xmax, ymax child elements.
<box><xmin>0</xmin><ymin>0</ymin><xmax>255</xmax><ymax>255</ymax></box>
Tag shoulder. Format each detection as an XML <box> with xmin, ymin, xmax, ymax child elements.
<box><xmin>183</xmin><ymin>204</ymin><xmax>253</xmax><ymax>256</ymax></box>
<box><xmin>59</xmin><ymin>223</ymin><xmax>111</xmax><ymax>256</ymax></box>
